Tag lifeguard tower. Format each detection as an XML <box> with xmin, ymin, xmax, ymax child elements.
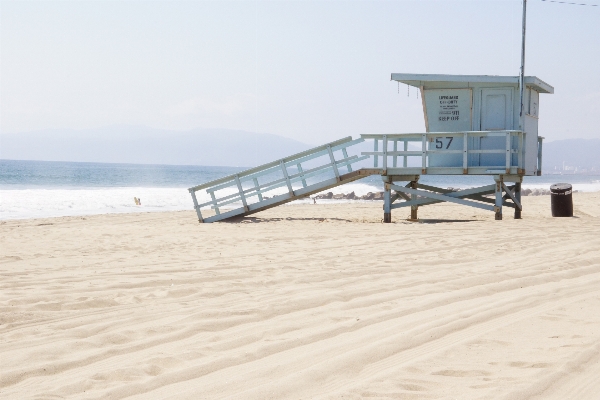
<box><xmin>186</xmin><ymin>72</ymin><xmax>552</xmax><ymax>223</ymax></box>
<box><xmin>187</xmin><ymin>72</ymin><xmax>552</xmax><ymax>223</ymax></box>
<box><xmin>363</xmin><ymin>73</ymin><xmax>553</xmax><ymax>221</ymax></box>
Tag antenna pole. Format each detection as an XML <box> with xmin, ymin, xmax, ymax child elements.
<box><xmin>519</xmin><ymin>0</ymin><xmax>527</xmax><ymax>125</ymax></box>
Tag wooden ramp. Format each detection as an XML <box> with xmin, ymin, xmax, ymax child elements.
<box><xmin>188</xmin><ymin>137</ymin><xmax>375</xmax><ymax>223</ymax></box>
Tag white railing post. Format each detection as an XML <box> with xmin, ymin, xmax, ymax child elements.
<box><xmin>403</xmin><ymin>140</ymin><xmax>408</xmax><ymax>168</ymax></box>
<box><xmin>210</xmin><ymin>191</ymin><xmax>220</xmax><ymax>215</ymax></box>
<box><xmin>505</xmin><ymin>131</ymin><xmax>511</xmax><ymax>174</ymax></box>
<box><xmin>280</xmin><ymin>160</ymin><xmax>295</xmax><ymax>195</ymax></box>
<box><xmin>296</xmin><ymin>164</ymin><xmax>307</xmax><ymax>187</ymax></box>
<box><xmin>373</xmin><ymin>139</ymin><xmax>378</xmax><ymax>168</ymax></box>
<box><xmin>393</xmin><ymin>140</ymin><xmax>398</xmax><ymax>168</ymax></box>
<box><xmin>518</xmin><ymin>132</ymin><xmax>524</xmax><ymax>171</ymax></box>
<box><xmin>341</xmin><ymin>148</ymin><xmax>352</xmax><ymax>172</ymax></box>
<box><xmin>463</xmin><ymin>132</ymin><xmax>468</xmax><ymax>174</ymax></box>
<box><xmin>537</xmin><ymin>136</ymin><xmax>544</xmax><ymax>176</ymax></box>
<box><xmin>327</xmin><ymin>145</ymin><xmax>340</xmax><ymax>181</ymax></box>
<box><xmin>382</xmin><ymin>135</ymin><xmax>388</xmax><ymax>172</ymax></box>
<box><xmin>253</xmin><ymin>177</ymin><xmax>263</xmax><ymax>201</ymax></box>
<box><xmin>234</xmin><ymin>175</ymin><xmax>249</xmax><ymax>211</ymax></box>
<box><xmin>190</xmin><ymin>190</ymin><xmax>204</xmax><ymax>223</ymax></box>
<box><xmin>421</xmin><ymin>134</ymin><xmax>427</xmax><ymax>174</ymax></box>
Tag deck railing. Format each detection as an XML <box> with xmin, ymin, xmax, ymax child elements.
<box><xmin>361</xmin><ymin>130</ymin><xmax>524</xmax><ymax>175</ymax></box>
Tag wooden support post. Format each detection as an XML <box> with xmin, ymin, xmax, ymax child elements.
<box><xmin>383</xmin><ymin>182</ymin><xmax>391</xmax><ymax>223</ymax></box>
<box><xmin>495</xmin><ymin>178</ymin><xmax>503</xmax><ymax>220</ymax></box>
<box><xmin>514</xmin><ymin>182</ymin><xmax>522</xmax><ymax>219</ymax></box>
<box><xmin>410</xmin><ymin>178</ymin><xmax>419</xmax><ymax>220</ymax></box>
<box><xmin>391</xmin><ymin>183</ymin><xmax>496</xmax><ymax>212</ymax></box>
<box><xmin>403</xmin><ymin>140</ymin><xmax>408</xmax><ymax>168</ymax></box>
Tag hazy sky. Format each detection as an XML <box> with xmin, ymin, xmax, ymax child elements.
<box><xmin>1</xmin><ymin>0</ymin><xmax>599</xmax><ymax>144</ymax></box>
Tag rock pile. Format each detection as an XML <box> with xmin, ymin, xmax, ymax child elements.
<box><xmin>314</xmin><ymin>191</ymin><xmax>385</xmax><ymax>201</ymax></box>
<box><xmin>311</xmin><ymin>187</ymin><xmax>577</xmax><ymax>201</ymax></box>
<box><xmin>504</xmin><ymin>188</ymin><xmax>577</xmax><ymax>197</ymax></box>
<box><xmin>522</xmin><ymin>188</ymin><xmax>550</xmax><ymax>196</ymax></box>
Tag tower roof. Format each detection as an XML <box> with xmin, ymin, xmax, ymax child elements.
<box><xmin>391</xmin><ymin>73</ymin><xmax>553</xmax><ymax>94</ymax></box>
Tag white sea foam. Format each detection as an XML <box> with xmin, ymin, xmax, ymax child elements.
<box><xmin>0</xmin><ymin>182</ymin><xmax>384</xmax><ymax>220</ymax></box>
<box><xmin>0</xmin><ymin>188</ymin><xmax>189</xmax><ymax>220</ymax></box>
<box><xmin>1</xmin><ymin>179</ymin><xmax>599</xmax><ymax>220</ymax></box>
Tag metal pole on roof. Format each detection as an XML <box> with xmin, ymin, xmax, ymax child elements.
<box><xmin>519</xmin><ymin>0</ymin><xmax>527</xmax><ymax>125</ymax></box>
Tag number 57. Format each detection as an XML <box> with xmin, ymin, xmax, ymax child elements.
<box><xmin>435</xmin><ymin>137</ymin><xmax>453</xmax><ymax>149</ymax></box>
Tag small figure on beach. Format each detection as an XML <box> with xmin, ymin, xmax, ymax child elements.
<box><xmin>134</xmin><ymin>197</ymin><xmax>141</xmax><ymax>206</ymax></box>
<box><xmin>313</xmin><ymin>197</ymin><xmax>316</xmax><ymax>204</ymax></box>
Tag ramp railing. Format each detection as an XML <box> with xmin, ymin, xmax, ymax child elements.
<box><xmin>188</xmin><ymin>136</ymin><xmax>371</xmax><ymax>223</ymax></box>
<box><xmin>361</xmin><ymin>131</ymin><xmax>524</xmax><ymax>175</ymax></box>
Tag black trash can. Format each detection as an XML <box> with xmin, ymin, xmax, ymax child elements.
<box><xmin>550</xmin><ymin>183</ymin><xmax>573</xmax><ymax>217</ymax></box>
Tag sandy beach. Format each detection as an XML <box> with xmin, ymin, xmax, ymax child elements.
<box><xmin>1</xmin><ymin>192</ymin><xmax>599</xmax><ymax>399</ymax></box>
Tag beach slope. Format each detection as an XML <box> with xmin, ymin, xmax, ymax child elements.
<box><xmin>1</xmin><ymin>193</ymin><xmax>599</xmax><ymax>399</ymax></box>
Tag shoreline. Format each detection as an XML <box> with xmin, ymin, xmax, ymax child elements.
<box><xmin>2</xmin><ymin>171</ymin><xmax>600</xmax><ymax>221</ymax></box>
<box><xmin>1</xmin><ymin>190</ymin><xmax>598</xmax><ymax>222</ymax></box>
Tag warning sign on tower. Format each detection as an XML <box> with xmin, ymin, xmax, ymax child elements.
<box><xmin>424</xmin><ymin>88</ymin><xmax>472</xmax><ymax>132</ymax></box>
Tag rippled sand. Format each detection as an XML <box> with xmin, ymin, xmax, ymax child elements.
<box><xmin>1</xmin><ymin>192</ymin><xmax>599</xmax><ymax>399</ymax></box>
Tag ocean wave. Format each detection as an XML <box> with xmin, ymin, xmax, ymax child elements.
<box><xmin>1</xmin><ymin>179</ymin><xmax>599</xmax><ymax>220</ymax></box>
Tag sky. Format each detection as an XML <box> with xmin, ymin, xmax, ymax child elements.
<box><xmin>1</xmin><ymin>0</ymin><xmax>599</xmax><ymax>145</ymax></box>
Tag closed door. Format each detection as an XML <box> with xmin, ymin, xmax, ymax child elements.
<box><xmin>481</xmin><ymin>88</ymin><xmax>512</xmax><ymax>130</ymax></box>
<box><xmin>480</xmin><ymin>88</ymin><xmax>513</xmax><ymax>166</ymax></box>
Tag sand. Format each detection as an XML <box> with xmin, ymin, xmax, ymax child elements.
<box><xmin>1</xmin><ymin>192</ymin><xmax>600</xmax><ymax>399</ymax></box>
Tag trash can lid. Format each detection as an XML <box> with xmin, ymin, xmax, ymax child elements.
<box><xmin>550</xmin><ymin>183</ymin><xmax>572</xmax><ymax>192</ymax></box>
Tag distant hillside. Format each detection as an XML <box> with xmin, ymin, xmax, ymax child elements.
<box><xmin>2</xmin><ymin>128</ymin><xmax>597</xmax><ymax>173</ymax></box>
<box><xmin>543</xmin><ymin>138</ymin><xmax>600</xmax><ymax>173</ymax></box>
<box><xmin>0</xmin><ymin>126</ymin><xmax>311</xmax><ymax>168</ymax></box>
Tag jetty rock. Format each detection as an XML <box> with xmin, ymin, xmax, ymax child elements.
<box><xmin>315</xmin><ymin>192</ymin><xmax>333</xmax><ymax>199</ymax></box>
<box><xmin>314</xmin><ymin>191</ymin><xmax>387</xmax><ymax>201</ymax></box>
<box><xmin>372</xmin><ymin>192</ymin><xmax>385</xmax><ymax>201</ymax></box>
<box><xmin>530</xmin><ymin>189</ymin><xmax>551</xmax><ymax>196</ymax></box>
<box><xmin>361</xmin><ymin>192</ymin><xmax>375</xmax><ymax>200</ymax></box>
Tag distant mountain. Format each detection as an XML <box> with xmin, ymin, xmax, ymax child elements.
<box><xmin>0</xmin><ymin>126</ymin><xmax>311</xmax><ymax>168</ymax></box>
<box><xmin>2</xmin><ymin>127</ymin><xmax>597</xmax><ymax>174</ymax></box>
<box><xmin>542</xmin><ymin>138</ymin><xmax>600</xmax><ymax>174</ymax></box>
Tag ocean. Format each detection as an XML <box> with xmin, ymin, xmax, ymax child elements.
<box><xmin>1</xmin><ymin>159</ymin><xmax>599</xmax><ymax>220</ymax></box>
